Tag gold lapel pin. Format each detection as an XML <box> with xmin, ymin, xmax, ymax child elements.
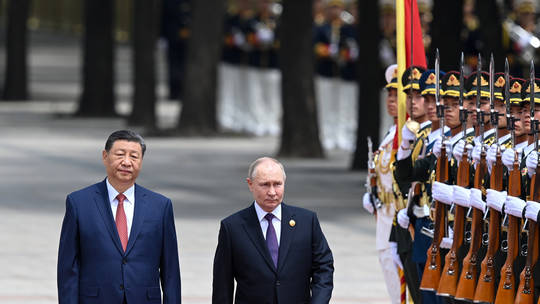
<box><xmin>289</xmin><ymin>219</ymin><xmax>296</xmax><ymax>227</ymax></box>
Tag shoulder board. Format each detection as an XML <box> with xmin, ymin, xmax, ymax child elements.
<box><xmin>484</xmin><ymin>136</ymin><xmax>495</xmax><ymax>146</ymax></box>
<box><xmin>416</xmin><ymin>126</ymin><xmax>432</xmax><ymax>140</ymax></box>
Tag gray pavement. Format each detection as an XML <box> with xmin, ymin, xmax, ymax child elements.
<box><xmin>0</xmin><ymin>31</ymin><xmax>391</xmax><ymax>303</ymax></box>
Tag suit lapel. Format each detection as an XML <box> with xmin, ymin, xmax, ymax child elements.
<box><xmin>277</xmin><ymin>203</ymin><xmax>296</xmax><ymax>272</ymax></box>
<box><xmin>242</xmin><ymin>205</ymin><xmax>277</xmax><ymax>273</ymax></box>
<box><xmin>125</xmin><ymin>184</ymin><xmax>147</xmax><ymax>256</ymax></box>
<box><xmin>94</xmin><ymin>180</ymin><xmax>124</xmax><ymax>255</ymax></box>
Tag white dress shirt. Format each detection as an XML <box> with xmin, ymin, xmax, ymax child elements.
<box><xmin>254</xmin><ymin>201</ymin><xmax>281</xmax><ymax>245</ymax></box>
<box><xmin>106</xmin><ymin>179</ymin><xmax>135</xmax><ymax>238</ymax></box>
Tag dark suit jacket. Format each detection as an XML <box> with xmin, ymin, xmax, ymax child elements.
<box><xmin>57</xmin><ymin>180</ymin><xmax>181</xmax><ymax>304</ymax></box>
<box><xmin>212</xmin><ymin>202</ymin><xmax>334</xmax><ymax>304</ymax></box>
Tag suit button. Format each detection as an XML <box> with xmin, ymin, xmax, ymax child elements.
<box><xmin>276</xmin><ymin>281</ymin><xmax>280</xmax><ymax>286</ymax></box>
<box><xmin>122</xmin><ymin>259</ymin><xmax>127</xmax><ymax>265</ymax></box>
<box><xmin>120</xmin><ymin>284</ymin><xmax>124</xmax><ymax>290</ymax></box>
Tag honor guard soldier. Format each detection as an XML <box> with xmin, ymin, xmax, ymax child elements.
<box><xmin>313</xmin><ymin>0</ymin><xmax>353</xmax><ymax>150</ymax></box>
<box><xmin>219</xmin><ymin>0</ymin><xmax>254</xmax><ymax>133</ymax></box>
<box><xmin>430</xmin><ymin>70</ymin><xmax>475</xmax><ymax>302</ymax></box>
<box><xmin>394</xmin><ymin>68</ymin><xmax>446</xmax><ymax>304</ymax></box>
<box><xmin>161</xmin><ymin>0</ymin><xmax>191</xmax><ymax>100</ymax></box>
<box><xmin>501</xmin><ymin>77</ymin><xmax>529</xmax><ymax>195</ymax></box>
<box><xmin>246</xmin><ymin>0</ymin><xmax>280</xmax><ymax>69</ymax></box>
<box><xmin>362</xmin><ymin>64</ymin><xmax>402</xmax><ymax>304</ymax></box>
<box><xmin>388</xmin><ymin>65</ymin><xmax>429</xmax><ymax>304</ymax></box>
<box><xmin>243</xmin><ymin>0</ymin><xmax>282</xmax><ymax>136</ymax></box>
<box><xmin>523</xmin><ymin>78</ymin><xmax>540</xmax><ymax>183</ymax></box>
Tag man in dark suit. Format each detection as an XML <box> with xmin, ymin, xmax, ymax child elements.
<box><xmin>57</xmin><ymin>130</ymin><xmax>181</xmax><ymax>304</ymax></box>
<box><xmin>212</xmin><ymin>157</ymin><xmax>334</xmax><ymax>304</ymax></box>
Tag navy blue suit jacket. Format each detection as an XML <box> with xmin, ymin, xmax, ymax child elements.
<box><xmin>57</xmin><ymin>180</ymin><xmax>181</xmax><ymax>304</ymax></box>
<box><xmin>212</xmin><ymin>203</ymin><xmax>334</xmax><ymax>304</ymax></box>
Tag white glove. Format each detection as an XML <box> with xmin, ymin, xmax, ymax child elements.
<box><xmin>487</xmin><ymin>145</ymin><xmax>506</xmax><ymax>172</ymax></box>
<box><xmin>453</xmin><ymin>140</ymin><xmax>472</xmax><ymax>163</ymax></box>
<box><xmin>525</xmin><ymin>201</ymin><xmax>540</xmax><ymax>221</ymax></box>
<box><xmin>470</xmin><ymin>188</ymin><xmax>486</xmax><ymax>212</ymax></box>
<box><xmin>256</xmin><ymin>27</ymin><xmax>274</xmax><ymax>44</ymax></box>
<box><xmin>401</xmin><ymin>124</ymin><xmax>417</xmax><ymax>148</ymax></box>
<box><xmin>472</xmin><ymin>143</ymin><xmax>482</xmax><ymax>163</ymax></box>
<box><xmin>433</xmin><ymin>139</ymin><xmax>442</xmax><ymax>158</ymax></box>
<box><xmin>440</xmin><ymin>227</ymin><xmax>454</xmax><ymax>249</ymax></box>
<box><xmin>527</xmin><ymin>151</ymin><xmax>539</xmax><ymax>178</ymax></box>
<box><xmin>362</xmin><ymin>193</ymin><xmax>375</xmax><ymax>214</ymax></box>
<box><xmin>502</xmin><ymin>148</ymin><xmax>521</xmax><ymax>171</ymax></box>
<box><xmin>453</xmin><ymin>185</ymin><xmax>471</xmax><ymax>208</ymax></box>
<box><xmin>397</xmin><ymin>208</ymin><xmax>410</xmax><ymax>229</ymax></box>
<box><xmin>504</xmin><ymin>196</ymin><xmax>526</xmax><ymax>218</ymax></box>
<box><xmin>432</xmin><ymin>181</ymin><xmax>454</xmax><ymax>205</ymax></box>
<box><xmin>486</xmin><ymin>189</ymin><xmax>507</xmax><ymax>212</ymax></box>
<box><xmin>389</xmin><ymin>242</ymin><xmax>403</xmax><ymax>269</ymax></box>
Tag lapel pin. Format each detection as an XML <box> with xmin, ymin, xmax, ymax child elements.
<box><xmin>289</xmin><ymin>219</ymin><xmax>296</xmax><ymax>227</ymax></box>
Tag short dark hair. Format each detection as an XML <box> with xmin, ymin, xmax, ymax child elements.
<box><xmin>105</xmin><ymin>130</ymin><xmax>146</xmax><ymax>156</ymax></box>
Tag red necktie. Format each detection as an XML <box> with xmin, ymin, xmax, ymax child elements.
<box><xmin>115</xmin><ymin>193</ymin><xmax>128</xmax><ymax>252</ymax></box>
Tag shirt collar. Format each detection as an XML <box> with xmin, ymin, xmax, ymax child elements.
<box><xmin>515</xmin><ymin>140</ymin><xmax>529</xmax><ymax>151</ymax></box>
<box><xmin>254</xmin><ymin>201</ymin><xmax>282</xmax><ymax>222</ymax></box>
<box><xmin>498</xmin><ymin>133</ymin><xmax>511</xmax><ymax>145</ymax></box>
<box><xmin>106</xmin><ymin>178</ymin><xmax>135</xmax><ymax>205</ymax></box>
<box><xmin>420</xmin><ymin>120</ymin><xmax>432</xmax><ymax>130</ymax></box>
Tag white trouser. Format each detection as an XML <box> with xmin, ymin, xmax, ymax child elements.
<box><xmin>378</xmin><ymin>246</ymin><xmax>402</xmax><ymax>304</ymax></box>
<box><xmin>337</xmin><ymin>81</ymin><xmax>358</xmax><ymax>151</ymax></box>
<box><xmin>315</xmin><ymin>76</ymin><xmax>341</xmax><ymax>150</ymax></box>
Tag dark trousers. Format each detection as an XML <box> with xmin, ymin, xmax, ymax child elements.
<box><xmin>399</xmin><ymin>250</ymin><xmax>421</xmax><ymax>304</ymax></box>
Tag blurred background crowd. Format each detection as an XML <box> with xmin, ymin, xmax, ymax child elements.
<box><xmin>2</xmin><ymin>0</ymin><xmax>540</xmax><ymax>167</ymax></box>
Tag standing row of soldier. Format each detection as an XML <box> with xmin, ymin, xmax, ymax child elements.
<box><xmin>162</xmin><ymin>0</ymin><xmax>360</xmax><ymax>150</ymax></box>
<box><xmin>363</xmin><ymin>56</ymin><xmax>540</xmax><ymax>303</ymax></box>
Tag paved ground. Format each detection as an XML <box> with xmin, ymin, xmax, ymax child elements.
<box><xmin>0</xmin><ymin>31</ymin><xmax>392</xmax><ymax>303</ymax></box>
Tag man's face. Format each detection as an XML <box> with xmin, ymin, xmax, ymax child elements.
<box><xmin>479</xmin><ymin>97</ymin><xmax>491</xmax><ymax>124</ymax></box>
<box><xmin>494</xmin><ymin>100</ymin><xmax>507</xmax><ymax>128</ymax></box>
<box><xmin>464</xmin><ymin>97</ymin><xmax>477</xmax><ymax>126</ymax></box>
<box><xmin>406</xmin><ymin>90</ymin><xmax>426</xmax><ymax>120</ymax></box>
<box><xmin>102</xmin><ymin>140</ymin><xmax>143</xmax><ymax>187</ymax></box>
<box><xmin>444</xmin><ymin>97</ymin><xmax>461</xmax><ymax>128</ymax></box>
<box><xmin>424</xmin><ymin>94</ymin><xmax>438</xmax><ymax>122</ymax></box>
<box><xmin>511</xmin><ymin>105</ymin><xmax>524</xmax><ymax>136</ymax></box>
<box><xmin>386</xmin><ymin>88</ymin><xmax>397</xmax><ymax>118</ymax></box>
<box><xmin>247</xmin><ymin>161</ymin><xmax>285</xmax><ymax>213</ymax></box>
<box><xmin>521</xmin><ymin>103</ymin><xmax>531</xmax><ymax>134</ymax></box>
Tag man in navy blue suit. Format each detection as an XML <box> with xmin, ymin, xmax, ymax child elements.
<box><xmin>57</xmin><ymin>130</ymin><xmax>181</xmax><ymax>304</ymax></box>
<box><xmin>212</xmin><ymin>157</ymin><xmax>334</xmax><ymax>304</ymax></box>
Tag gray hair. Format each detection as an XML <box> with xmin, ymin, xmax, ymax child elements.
<box><xmin>248</xmin><ymin>157</ymin><xmax>286</xmax><ymax>180</ymax></box>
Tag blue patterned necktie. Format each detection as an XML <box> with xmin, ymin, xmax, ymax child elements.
<box><xmin>264</xmin><ymin>213</ymin><xmax>279</xmax><ymax>267</ymax></box>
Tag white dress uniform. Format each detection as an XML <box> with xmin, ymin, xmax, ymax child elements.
<box><xmin>374</xmin><ymin>124</ymin><xmax>401</xmax><ymax>304</ymax></box>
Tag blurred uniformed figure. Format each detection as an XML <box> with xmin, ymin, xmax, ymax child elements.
<box><xmin>336</xmin><ymin>1</ymin><xmax>358</xmax><ymax>151</ymax></box>
<box><xmin>379</xmin><ymin>0</ymin><xmax>397</xmax><ymax>76</ymax></box>
<box><xmin>243</xmin><ymin>0</ymin><xmax>282</xmax><ymax>136</ymax></box>
<box><xmin>314</xmin><ymin>0</ymin><xmax>358</xmax><ymax>151</ymax></box>
<box><xmin>362</xmin><ymin>64</ymin><xmax>402</xmax><ymax>304</ymax></box>
<box><xmin>217</xmin><ymin>0</ymin><xmax>253</xmax><ymax>133</ymax></box>
<box><xmin>161</xmin><ymin>0</ymin><xmax>191</xmax><ymax>100</ymax></box>
<box><xmin>505</xmin><ymin>0</ymin><xmax>540</xmax><ymax>77</ymax></box>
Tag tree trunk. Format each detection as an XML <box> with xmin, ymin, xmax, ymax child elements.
<box><xmin>429</xmin><ymin>0</ymin><xmax>463</xmax><ymax>71</ymax></box>
<box><xmin>351</xmin><ymin>0</ymin><xmax>381</xmax><ymax>170</ymax></box>
<box><xmin>176</xmin><ymin>0</ymin><xmax>224</xmax><ymax>134</ymax></box>
<box><xmin>278</xmin><ymin>0</ymin><xmax>324</xmax><ymax>158</ymax></box>
<box><xmin>77</xmin><ymin>0</ymin><xmax>116</xmax><ymax>117</ymax></box>
<box><xmin>3</xmin><ymin>0</ymin><xmax>30</xmax><ymax>101</ymax></box>
<box><xmin>129</xmin><ymin>0</ymin><xmax>160</xmax><ymax>128</ymax></box>
<box><xmin>476</xmin><ymin>0</ymin><xmax>504</xmax><ymax>71</ymax></box>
